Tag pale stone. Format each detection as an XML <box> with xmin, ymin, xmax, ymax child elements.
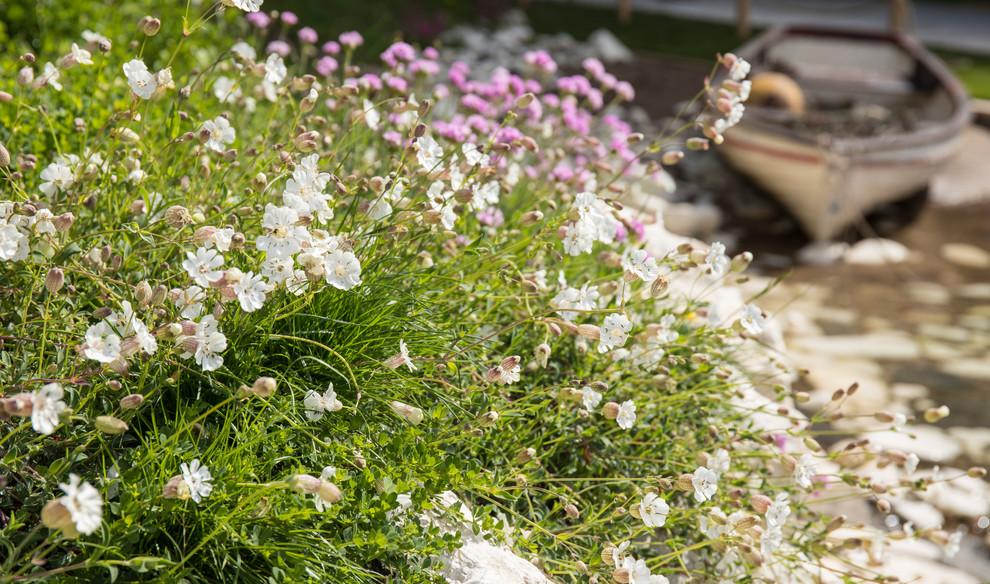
<box><xmin>906</xmin><ymin>281</ymin><xmax>952</xmax><ymax>305</ymax></box>
<box><xmin>661</xmin><ymin>202</ymin><xmax>722</xmax><ymax>238</ymax></box>
<box><xmin>939</xmin><ymin>358</ymin><xmax>990</xmax><ymax>381</ymax></box>
<box><xmin>587</xmin><ymin>29</ymin><xmax>633</xmax><ymax>62</ymax></box>
<box><xmin>891</xmin><ymin>382</ymin><xmax>929</xmax><ymax>400</ymax></box>
<box><xmin>797</xmin><ymin>241</ymin><xmax>848</xmax><ymax>265</ymax></box>
<box><xmin>917</xmin><ymin>322</ymin><xmax>972</xmax><ymax>343</ymax></box>
<box><xmin>431</xmin><ymin>492</ymin><xmax>552</xmax><ymax>584</ymax></box>
<box><xmin>940</xmin><ymin>242</ymin><xmax>990</xmax><ymax>269</ymax></box>
<box><xmin>966</xmin><ymin>304</ymin><xmax>990</xmax><ymax>317</ymax></box>
<box><xmin>959</xmin><ymin>283</ymin><xmax>990</xmax><ymax>300</ymax></box>
<box><xmin>947</xmin><ymin>426</ymin><xmax>990</xmax><ymax>465</ymax></box>
<box><xmin>889</xmin><ymin>497</ymin><xmax>945</xmax><ymax>530</ymax></box>
<box><xmin>921</xmin><ymin>339</ymin><xmax>964</xmax><ymax>361</ymax></box>
<box><xmin>844</xmin><ymin>238</ymin><xmax>913</xmax><ymax>264</ymax></box>
<box><xmin>866</xmin><ymin>426</ymin><xmax>963</xmax><ymax>463</ymax></box>
<box><xmin>919</xmin><ymin>469</ymin><xmax>990</xmax><ymax>519</ymax></box>
<box><xmin>807</xmin><ymin>306</ymin><xmax>859</xmax><ymax>327</ymax></box>
<box><xmin>791</xmin><ymin>332</ymin><xmax>922</xmax><ymax>361</ymax></box>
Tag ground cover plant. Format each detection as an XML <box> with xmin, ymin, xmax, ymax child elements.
<box><xmin>1</xmin><ymin>2</ymin><xmax>982</xmax><ymax>583</ymax></box>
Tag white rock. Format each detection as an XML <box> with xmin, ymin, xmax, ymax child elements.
<box><xmin>947</xmin><ymin>426</ymin><xmax>990</xmax><ymax>465</ymax></box>
<box><xmin>919</xmin><ymin>469</ymin><xmax>990</xmax><ymax>519</ymax></box>
<box><xmin>917</xmin><ymin>322</ymin><xmax>972</xmax><ymax>343</ymax></box>
<box><xmin>889</xmin><ymin>497</ymin><xmax>946</xmax><ymax>530</ymax></box>
<box><xmin>939</xmin><ymin>358</ymin><xmax>990</xmax><ymax>381</ymax></box>
<box><xmin>959</xmin><ymin>283</ymin><xmax>990</xmax><ymax>300</ymax></box>
<box><xmin>906</xmin><ymin>281</ymin><xmax>952</xmax><ymax>305</ymax></box>
<box><xmin>791</xmin><ymin>332</ymin><xmax>921</xmax><ymax>361</ymax></box>
<box><xmin>587</xmin><ymin>29</ymin><xmax>633</xmax><ymax>63</ymax></box>
<box><xmin>941</xmin><ymin>243</ymin><xmax>990</xmax><ymax>269</ymax></box>
<box><xmin>844</xmin><ymin>238</ymin><xmax>913</xmax><ymax>264</ymax></box>
<box><xmin>661</xmin><ymin>202</ymin><xmax>722</xmax><ymax>238</ymax></box>
<box><xmin>431</xmin><ymin>492</ymin><xmax>552</xmax><ymax>584</ymax></box>
<box><xmin>866</xmin><ymin>426</ymin><xmax>963</xmax><ymax>463</ymax></box>
<box><xmin>797</xmin><ymin>241</ymin><xmax>849</xmax><ymax>265</ymax></box>
<box><xmin>891</xmin><ymin>382</ymin><xmax>929</xmax><ymax>400</ymax></box>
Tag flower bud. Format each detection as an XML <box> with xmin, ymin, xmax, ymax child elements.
<box><xmin>417</xmin><ymin>99</ymin><xmax>431</xmax><ymax>117</ymax></box>
<box><xmin>120</xmin><ymin>394</ymin><xmax>145</xmax><ymax>409</ymax></box>
<box><xmin>99</xmin><ymin>39</ymin><xmax>112</xmax><ymax>53</ymax></box>
<box><xmin>804</xmin><ymin>437</ymin><xmax>822</xmax><ymax>452</ymax></box>
<box><xmin>289</xmin><ymin>474</ymin><xmax>322</xmax><ymax>493</ymax></box>
<box><xmin>730</xmin><ymin>252</ymin><xmax>753</xmax><ymax>273</ymax></box>
<box><xmin>612</xmin><ymin>568</ymin><xmax>630</xmax><ymax>583</ymax></box>
<box><xmin>2</xmin><ymin>393</ymin><xmax>34</xmax><ymax>416</ymax></box>
<box><xmin>650</xmin><ymin>275</ymin><xmax>669</xmax><ymax>297</ymax></box>
<box><xmin>534</xmin><ymin>343</ymin><xmax>550</xmax><ymax>368</ymax></box>
<box><xmin>143</xmin><ymin>17</ymin><xmax>161</xmax><ymax>36</ymax></box>
<box><xmin>317</xmin><ymin>481</ymin><xmax>342</xmax><ymax>504</ymax></box>
<box><xmin>294</xmin><ymin>131</ymin><xmax>320</xmax><ymax>152</ymax></box>
<box><xmin>164</xmin><ymin>205</ymin><xmax>193</xmax><ymax>228</ymax></box>
<box><xmin>45</xmin><ymin>267</ymin><xmax>65</xmax><ymax>294</ymax></box>
<box><xmin>389</xmin><ymin>400</ymin><xmax>423</xmax><ymax>425</ymax></box>
<box><xmin>53</xmin><ymin>212</ymin><xmax>75</xmax><ymax>232</ymax></box>
<box><xmin>519</xmin><ymin>210</ymin><xmax>543</xmax><ymax>226</ymax></box>
<box><xmin>735</xmin><ymin>515</ymin><xmax>760</xmax><ymax>531</ymax></box>
<box><xmin>924</xmin><ymin>405</ymin><xmax>950</xmax><ymax>423</ymax></box>
<box><xmin>222</xmin><ymin>149</ymin><xmax>237</xmax><ymax>164</ymax></box>
<box><xmin>661</xmin><ymin>150</ymin><xmax>684</xmax><ymax>166</ymax></box>
<box><xmin>626</xmin><ymin>132</ymin><xmax>644</xmax><ymax>145</ymax></box>
<box><xmin>499</xmin><ymin>355</ymin><xmax>520</xmax><ymax>370</ymax></box>
<box><xmin>149</xmin><ymin>284</ymin><xmax>167</xmax><ymax>307</ymax></box>
<box><xmin>41</xmin><ymin>499</ymin><xmax>77</xmax><ymax>533</ymax></box>
<box><xmin>577</xmin><ymin>324</ymin><xmax>601</xmax><ymax>340</ymax></box>
<box><xmin>475</xmin><ymin>411</ymin><xmax>499</xmax><ymax>428</ymax></box>
<box><xmin>876</xmin><ymin>499</ymin><xmax>891</xmax><ymax>513</ymax></box>
<box><xmin>251</xmin><ymin>376</ymin><xmax>277</xmax><ymax>398</ymax></box>
<box><xmin>517</xmin><ymin>448</ymin><xmax>536</xmax><ymax>463</ymax></box>
<box><xmin>0</xmin><ymin>142</ymin><xmax>9</xmax><ymax>168</ymax></box>
<box><xmin>519</xmin><ymin>136</ymin><xmax>538</xmax><ymax>152</ymax></box>
<box><xmin>94</xmin><ymin>415</ymin><xmax>129</xmax><ymax>434</ymax></box>
<box><xmin>751</xmin><ymin>494</ymin><xmax>773</xmax><ymax>514</ymax></box>
<box><xmin>300</xmin><ymin>89</ymin><xmax>318</xmax><ymax>113</ymax></box>
<box><xmin>162</xmin><ymin>474</ymin><xmax>190</xmax><ymax>500</ymax></box>
<box><xmin>92</xmin><ymin>307</ymin><xmax>113</xmax><ymax>319</ymax></box>
<box><xmin>564</xmin><ymin>503</ymin><xmax>580</xmax><ymax>519</ymax></box>
<box><xmin>686</xmin><ymin>137</ymin><xmax>709</xmax><ymax>151</ymax></box>
<box><xmin>675</xmin><ymin>474</ymin><xmax>695</xmax><ymax>491</ymax></box>
<box><xmin>17</xmin><ymin>66</ymin><xmax>34</xmax><ymax>87</ymax></box>
<box><xmin>602</xmin><ymin>402</ymin><xmax>620</xmax><ymax>420</ymax></box>
<box><xmin>967</xmin><ymin>466</ymin><xmax>987</xmax><ymax>479</ymax></box>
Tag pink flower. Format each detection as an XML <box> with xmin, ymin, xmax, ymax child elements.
<box><xmin>316</xmin><ymin>56</ymin><xmax>338</xmax><ymax>77</ymax></box>
<box><xmin>423</xmin><ymin>46</ymin><xmax>438</xmax><ymax>60</ymax></box>
<box><xmin>339</xmin><ymin>31</ymin><xmax>363</xmax><ymax>49</ymax></box>
<box><xmin>266</xmin><ymin>40</ymin><xmax>290</xmax><ymax>57</ymax></box>
<box><xmin>246</xmin><ymin>12</ymin><xmax>270</xmax><ymax>28</ymax></box>
<box><xmin>298</xmin><ymin>27</ymin><xmax>318</xmax><ymax>44</ymax></box>
<box><xmin>322</xmin><ymin>41</ymin><xmax>340</xmax><ymax>55</ymax></box>
<box><xmin>280</xmin><ymin>11</ymin><xmax>298</xmax><ymax>25</ymax></box>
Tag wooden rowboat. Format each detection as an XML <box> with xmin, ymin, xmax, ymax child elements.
<box><xmin>718</xmin><ymin>26</ymin><xmax>971</xmax><ymax>241</ymax></box>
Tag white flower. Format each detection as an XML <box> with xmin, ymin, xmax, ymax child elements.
<box><xmin>622</xmin><ymin>556</ymin><xmax>654</xmax><ymax>584</ymax></box>
<box><xmin>304</xmin><ymin>384</ymin><xmax>343</xmax><ymax>421</ymax></box>
<box><xmin>222</xmin><ymin>0</ymin><xmax>263</xmax><ymax>12</ymax></box>
<box><xmin>200</xmin><ymin>116</ymin><xmax>236</xmax><ymax>153</ymax></box>
<box><xmin>622</xmin><ymin>248</ymin><xmax>659</xmax><ymax>282</ymax></box>
<box><xmin>471</xmin><ymin>181</ymin><xmax>500</xmax><ymax>212</ymax></box>
<box><xmin>70</xmin><ymin>43</ymin><xmax>93</xmax><ymax>66</ymax></box>
<box><xmin>904</xmin><ymin>452</ymin><xmax>920</xmax><ymax>474</ymax></box>
<box><xmin>598</xmin><ymin>313</ymin><xmax>632</xmax><ymax>354</ymax></box>
<box><xmin>562</xmin><ymin>219</ymin><xmax>596</xmax><ymax>256</ymax></box>
<box><xmin>699</xmin><ymin>507</ymin><xmax>729</xmax><ymax>539</ymax></box>
<box><xmin>383</xmin><ymin>340</ymin><xmax>417</xmax><ymax>371</ymax></box>
<box><xmin>760</xmin><ymin>525</ymin><xmax>783</xmax><ymax>557</ymax></box>
<box><xmin>794</xmin><ymin>453</ymin><xmax>818</xmax><ymax>489</ymax></box>
<box><xmin>180</xmin><ymin>459</ymin><xmax>213</xmax><ymax>504</ymax></box>
<box><xmin>387</xmin><ymin>493</ymin><xmax>414</xmax><ymax>521</ymax></box>
<box><xmin>180</xmin><ymin>315</ymin><xmax>227</xmax><ymax>371</ymax></box>
<box><xmin>945</xmin><ymin>528</ymin><xmax>964</xmax><ymax>558</ymax></box>
<box><xmin>231</xmin><ymin>41</ymin><xmax>257</xmax><ymax>62</ymax></box>
<box><xmin>58</xmin><ymin>474</ymin><xmax>103</xmax><ymax>535</ymax></box>
<box><xmin>711</xmin><ymin>448</ymin><xmax>730</xmax><ymax>476</ymax></box>
<box><xmin>256</xmin><ymin>204</ymin><xmax>309</xmax><ymax>260</ymax></box>
<box><xmin>616</xmin><ymin>400</ymin><xmax>636</xmax><ymax>429</ymax></box>
<box><xmin>461</xmin><ymin>143</ymin><xmax>489</xmax><ymax>166</ymax></box>
<box><xmin>83</xmin><ymin>321</ymin><xmax>122</xmax><ymax>363</ymax></box>
<box><xmin>738</xmin><ymin>304</ymin><xmax>765</xmax><ymax>335</ymax></box>
<box><xmin>366</xmin><ymin>196</ymin><xmax>392</xmax><ymax>221</ymax></box>
<box><xmin>416</xmin><ymin>136</ymin><xmax>444</xmax><ymax>170</ymax></box>
<box><xmin>39</xmin><ymin>161</ymin><xmax>74</xmax><ymax>197</ymax></box>
<box><xmin>0</xmin><ymin>221</ymin><xmax>26</xmax><ymax>261</ymax></box>
<box><xmin>109</xmin><ymin>301</ymin><xmax>157</xmax><ymax>356</ymax></box>
<box><xmin>264</xmin><ymin>53</ymin><xmax>286</xmax><ymax>85</ymax></box>
<box><xmin>692</xmin><ymin>466</ymin><xmax>718</xmax><ymax>502</ymax></box>
<box><xmin>175</xmin><ymin>286</ymin><xmax>206</xmax><ymax>319</ymax></box>
<box><xmin>730</xmin><ymin>57</ymin><xmax>751</xmax><ymax>81</ymax></box>
<box><xmin>493</xmin><ymin>361</ymin><xmax>521</xmax><ymax>386</ymax></box>
<box><xmin>766</xmin><ymin>493</ymin><xmax>791</xmax><ymax>528</ymax></box>
<box><xmin>183</xmin><ymin>247</ymin><xmax>225</xmax><ymax>287</ymax></box>
<box><xmin>582</xmin><ymin>387</ymin><xmax>602</xmax><ymax>411</ymax></box>
<box><xmin>362</xmin><ymin>99</ymin><xmax>380</xmax><ymax>129</ymax></box>
<box><xmin>706</xmin><ymin>242</ymin><xmax>730</xmax><ymax>277</ymax></box>
<box><xmin>123</xmin><ymin>59</ymin><xmax>158</xmax><ymax>99</ymax></box>
<box><xmin>639</xmin><ymin>492</ymin><xmax>669</xmax><ymax>528</ymax></box>
<box><xmin>41</xmin><ymin>62</ymin><xmax>62</xmax><ymax>91</ymax></box>
<box><xmin>323</xmin><ymin>249</ymin><xmax>362</xmax><ymax>290</ymax></box>
<box><xmin>33</xmin><ymin>209</ymin><xmax>56</xmax><ymax>235</ymax></box>
<box><xmin>31</xmin><ymin>383</ymin><xmax>68</xmax><ymax>435</ymax></box>
<box><xmin>892</xmin><ymin>412</ymin><xmax>907</xmax><ymax>430</ymax></box>
<box><xmin>213</xmin><ymin>76</ymin><xmax>240</xmax><ymax>103</ymax></box>
<box><xmin>233</xmin><ymin>271</ymin><xmax>270</xmax><ymax>312</ymax></box>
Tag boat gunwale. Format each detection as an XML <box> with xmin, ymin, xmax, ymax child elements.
<box><xmin>728</xmin><ymin>26</ymin><xmax>972</xmax><ymax>153</ymax></box>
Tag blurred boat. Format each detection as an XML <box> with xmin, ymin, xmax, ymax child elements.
<box><xmin>718</xmin><ymin>26</ymin><xmax>971</xmax><ymax>240</ymax></box>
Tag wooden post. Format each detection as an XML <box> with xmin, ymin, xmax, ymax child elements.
<box><xmin>889</xmin><ymin>0</ymin><xmax>909</xmax><ymax>33</ymax></box>
<box><xmin>618</xmin><ymin>0</ymin><xmax>632</xmax><ymax>24</ymax></box>
<box><xmin>737</xmin><ymin>0</ymin><xmax>751</xmax><ymax>38</ymax></box>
